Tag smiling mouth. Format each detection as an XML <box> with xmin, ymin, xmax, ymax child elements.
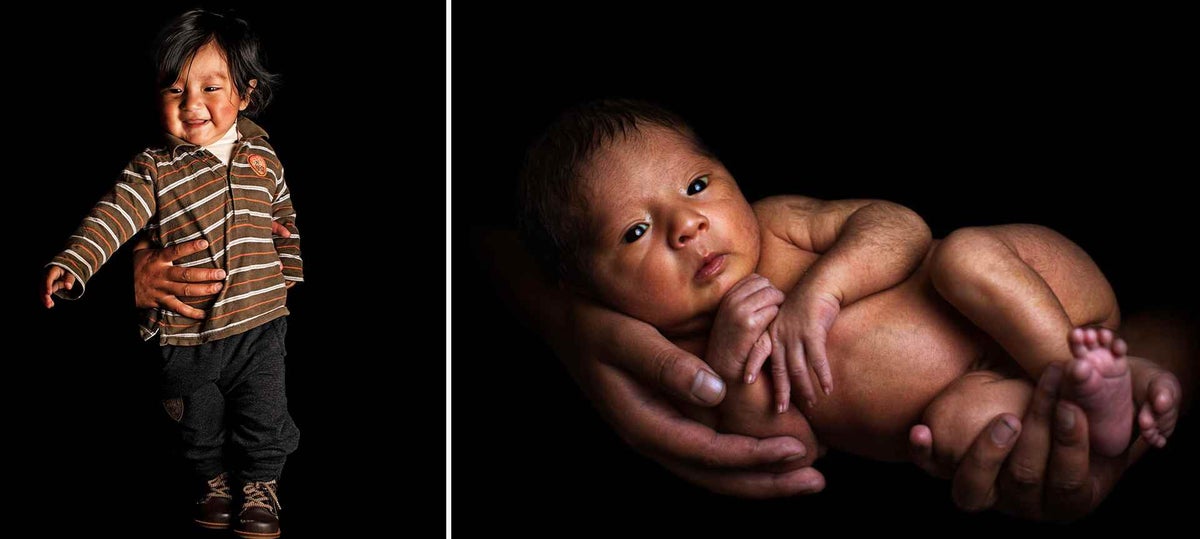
<box><xmin>183</xmin><ymin>119</ymin><xmax>210</xmax><ymax>126</ymax></box>
<box><xmin>695</xmin><ymin>253</ymin><xmax>727</xmax><ymax>281</ymax></box>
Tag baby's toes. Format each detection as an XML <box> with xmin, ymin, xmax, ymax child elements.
<box><xmin>1069</xmin><ymin>359</ymin><xmax>1095</xmax><ymax>383</ymax></box>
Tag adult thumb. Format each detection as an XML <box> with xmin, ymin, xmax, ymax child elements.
<box><xmin>606</xmin><ymin>324</ymin><xmax>727</xmax><ymax>406</ymax></box>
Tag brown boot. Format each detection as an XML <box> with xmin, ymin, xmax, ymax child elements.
<box><xmin>194</xmin><ymin>472</ymin><xmax>233</xmax><ymax>529</ymax></box>
<box><xmin>235</xmin><ymin>480</ymin><xmax>282</xmax><ymax>538</ymax></box>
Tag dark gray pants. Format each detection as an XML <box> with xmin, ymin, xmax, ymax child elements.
<box><xmin>160</xmin><ymin>317</ymin><xmax>299</xmax><ymax>482</ymax></box>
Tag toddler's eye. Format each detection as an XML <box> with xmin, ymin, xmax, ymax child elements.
<box><xmin>205</xmin><ymin>86</ymin><xmax>221</xmax><ymax>92</ymax></box>
<box><xmin>623</xmin><ymin>223</ymin><xmax>648</xmax><ymax>243</ymax></box>
<box><xmin>163</xmin><ymin>88</ymin><xmax>183</xmax><ymax>95</ymax></box>
<box><xmin>687</xmin><ymin>175</ymin><xmax>710</xmax><ymax>196</ymax></box>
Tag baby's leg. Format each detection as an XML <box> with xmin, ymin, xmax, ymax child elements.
<box><xmin>916</xmin><ymin>370</ymin><xmax>1033</xmax><ymax>467</ymax></box>
<box><xmin>929</xmin><ymin>224</ymin><xmax>1132</xmax><ymax>456</ymax></box>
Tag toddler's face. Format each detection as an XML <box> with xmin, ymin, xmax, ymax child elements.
<box><xmin>159</xmin><ymin>42</ymin><xmax>250</xmax><ymax>147</ymax></box>
<box><xmin>581</xmin><ymin>125</ymin><xmax>760</xmax><ymax>335</ymax></box>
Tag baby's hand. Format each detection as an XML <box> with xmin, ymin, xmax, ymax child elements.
<box><xmin>766</xmin><ymin>291</ymin><xmax>840</xmax><ymax>411</ymax></box>
<box><xmin>41</xmin><ymin>266</ymin><xmax>76</xmax><ymax>309</ymax></box>
<box><xmin>707</xmin><ymin>274</ymin><xmax>784</xmax><ymax>396</ymax></box>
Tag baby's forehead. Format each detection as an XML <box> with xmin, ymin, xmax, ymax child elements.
<box><xmin>583</xmin><ymin>126</ymin><xmax>711</xmax><ymax>185</ymax></box>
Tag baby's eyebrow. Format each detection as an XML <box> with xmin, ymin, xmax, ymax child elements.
<box><xmin>191</xmin><ymin>70</ymin><xmax>230</xmax><ymax>81</ymax></box>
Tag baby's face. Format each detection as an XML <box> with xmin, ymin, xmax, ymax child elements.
<box><xmin>159</xmin><ymin>42</ymin><xmax>250</xmax><ymax>147</ymax></box>
<box><xmin>580</xmin><ymin>125</ymin><xmax>760</xmax><ymax>335</ymax></box>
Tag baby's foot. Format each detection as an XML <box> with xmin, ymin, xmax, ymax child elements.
<box><xmin>1064</xmin><ymin>327</ymin><xmax>1134</xmax><ymax>457</ymax></box>
<box><xmin>1134</xmin><ymin>363</ymin><xmax>1182</xmax><ymax>449</ymax></box>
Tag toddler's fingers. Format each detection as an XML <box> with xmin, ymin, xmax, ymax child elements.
<box><xmin>43</xmin><ymin>266</ymin><xmax>62</xmax><ymax>294</ymax></box>
<box><xmin>64</xmin><ymin>273</ymin><xmax>76</xmax><ymax>290</ymax></box>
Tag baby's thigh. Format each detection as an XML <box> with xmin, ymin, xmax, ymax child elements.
<box><xmin>946</xmin><ymin>224</ymin><xmax>1118</xmax><ymax>328</ymax></box>
<box><xmin>922</xmin><ymin>370</ymin><xmax>1033</xmax><ymax>465</ymax></box>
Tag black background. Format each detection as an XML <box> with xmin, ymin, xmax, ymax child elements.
<box><xmin>453</xmin><ymin>5</ymin><xmax>1197</xmax><ymax>537</ymax></box>
<box><xmin>10</xmin><ymin>3</ymin><xmax>1198</xmax><ymax>537</ymax></box>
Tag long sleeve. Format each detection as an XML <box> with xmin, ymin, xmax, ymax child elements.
<box><xmin>271</xmin><ymin>165</ymin><xmax>303</xmax><ymax>282</ymax></box>
<box><xmin>48</xmin><ymin>154</ymin><xmax>157</xmax><ymax>299</ymax></box>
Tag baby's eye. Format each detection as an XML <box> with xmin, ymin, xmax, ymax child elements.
<box><xmin>687</xmin><ymin>175</ymin><xmax>710</xmax><ymax>196</ymax></box>
<box><xmin>204</xmin><ymin>86</ymin><xmax>221</xmax><ymax>92</ymax></box>
<box><xmin>163</xmin><ymin>88</ymin><xmax>183</xmax><ymax>95</ymax></box>
<box><xmin>623</xmin><ymin>223</ymin><xmax>648</xmax><ymax>243</ymax></box>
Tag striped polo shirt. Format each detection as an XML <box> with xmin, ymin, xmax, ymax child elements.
<box><xmin>49</xmin><ymin>117</ymin><xmax>303</xmax><ymax>346</ymax></box>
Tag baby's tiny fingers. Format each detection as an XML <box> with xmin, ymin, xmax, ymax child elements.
<box><xmin>789</xmin><ymin>345</ymin><xmax>816</xmax><ymax>407</ymax></box>
<box><xmin>744</xmin><ymin>332</ymin><xmax>772</xmax><ymax>384</ymax></box>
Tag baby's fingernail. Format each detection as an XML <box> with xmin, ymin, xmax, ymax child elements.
<box><xmin>1057</xmin><ymin>403</ymin><xmax>1076</xmax><ymax>431</ymax></box>
<box><xmin>691</xmin><ymin>371</ymin><xmax>725</xmax><ymax>405</ymax></box>
<box><xmin>990</xmin><ymin>417</ymin><xmax>1018</xmax><ymax>444</ymax></box>
<box><xmin>216</xmin><ymin>270</ymin><xmax>227</xmax><ymax>279</ymax></box>
<box><xmin>822</xmin><ymin>384</ymin><xmax>831</xmax><ymax>395</ymax></box>
<box><xmin>777</xmin><ymin>403</ymin><xmax>786</xmax><ymax>414</ymax></box>
<box><xmin>746</xmin><ymin>373</ymin><xmax>755</xmax><ymax>384</ymax></box>
<box><xmin>198</xmin><ymin>240</ymin><xmax>208</xmax><ymax>248</ymax></box>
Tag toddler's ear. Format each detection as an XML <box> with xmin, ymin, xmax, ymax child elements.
<box><xmin>240</xmin><ymin>79</ymin><xmax>258</xmax><ymax>106</ymax></box>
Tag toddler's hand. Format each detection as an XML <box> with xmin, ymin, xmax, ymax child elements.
<box><xmin>41</xmin><ymin>266</ymin><xmax>76</xmax><ymax>309</ymax></box>
<box><xmin>707</xmin><ymin>274</ymin><xmax>784</xmax><ymax>398</ymax></box>
<box><xmin>766</xmin><ymin>291</ymin><xmax>840</xmax><ymax>410</ymax></box>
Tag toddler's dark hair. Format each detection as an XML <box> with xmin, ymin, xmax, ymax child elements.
<box><xmin>154</xmin><ymin>9</ymin><xmax>278</xmax><ymax>117</ymax></box>
<box><xmin>517</xmin><ymin>98</ymin><xmax>714</xmax><ymax>283</ymax></box>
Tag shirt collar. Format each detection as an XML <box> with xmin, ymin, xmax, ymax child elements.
<box><xmin>163</xmin><ymin>117</ymin><xmax>270</xmax><ymax>155</ymax></box>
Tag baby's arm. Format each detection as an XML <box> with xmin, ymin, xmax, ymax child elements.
<box><xmin>752</xmin><ymin>195</ymin><xmax>932</xmax><ymax>409</ymax></box>
<box><xmin>42</xmin><ymin>156</ymin><xmax>157</xmax><ymax>307</ymax></box>
<box><xmin>269</xmin><ymin>163</ymin><xmax>302</xmax><ymax>288</ymax></box>
<box><xmin>702</xmin><ymin>273</ymin><xmax>820</xmax><ymax>470</ymax></box>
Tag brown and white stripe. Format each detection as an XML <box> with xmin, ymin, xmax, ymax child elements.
<box><xmin>49</xmin><ymin>118</ymin><xmax>303</xmax><ymax>346</ymax></box>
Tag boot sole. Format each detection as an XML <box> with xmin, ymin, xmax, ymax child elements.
<box><xmin>234</xmin><ymin>530</ymin><xmax>281</xmax><ymax>538</ymax></box>
<box><xmin>194</xmin><ymin>518</ymin><xmax>232</xmax><ymax>529</ymax></box>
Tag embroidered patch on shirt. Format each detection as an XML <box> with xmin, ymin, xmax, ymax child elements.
<box><xmin>249</xmin><ymin>154</ymin><xmax>268</xmax><ymax>177</ymax></box>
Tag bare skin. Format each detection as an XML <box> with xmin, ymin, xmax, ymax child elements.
<box><xmin>927</xmin><ymin>225</ymin><xmax>1135</xmax><ymax>457</ymax></box>
<box><xmin>912</xmin><ymin>309</ymin><xmax>1192</xmax><ymax>519</ymax></box>
<box><xmin>747</xmin><ymin>220</ymin><xmax>1166</xmax><ymax>462</ymax></box>
<box><xmin>564</xmin><ymin>124</ymin><xmax>1163</xmax><ymax>469</ymax></box>
<box><xmin>470</xmin><ymin>221</ymin><xmax>1189</xmax><ymax>515</ymax></box>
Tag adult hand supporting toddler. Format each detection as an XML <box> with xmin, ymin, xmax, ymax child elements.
<box><xmin>132</xmin><ymin>221</ymin><xmax>292</xmax><ymax>319</ymax></box>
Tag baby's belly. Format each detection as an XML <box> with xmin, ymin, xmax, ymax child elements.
<box><xmin>802</xmin><ymin>266</ymin><xmax>986</xmax><ymax>461</ymax></box>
